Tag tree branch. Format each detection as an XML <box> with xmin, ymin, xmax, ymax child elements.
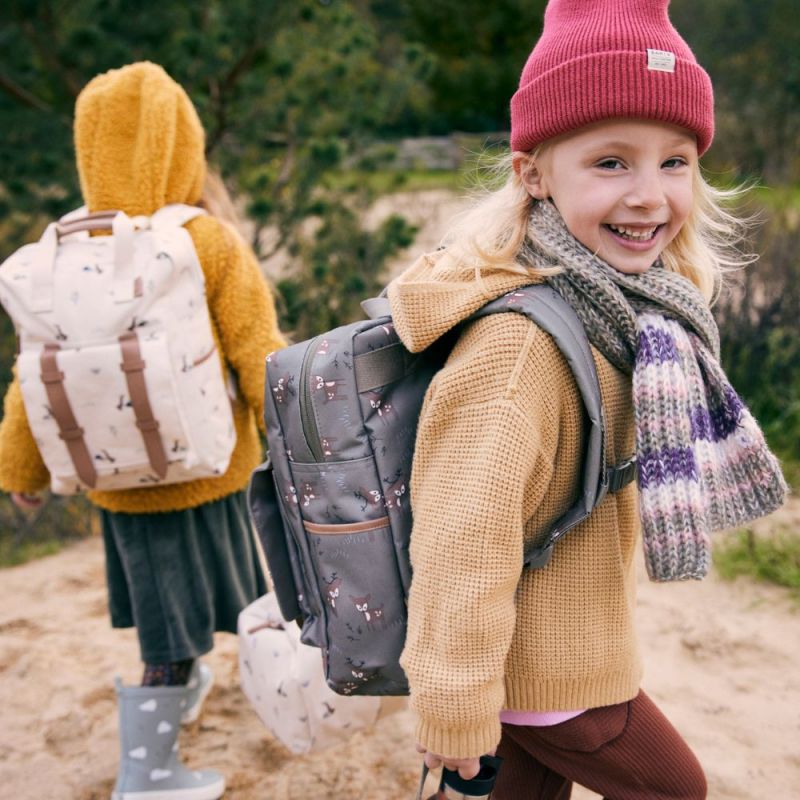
<box><xmin>0</xmin><ymin>72</ymin><xmax>53</xmax><ymax>113</ymax></box>
<box><xmin>205</xmin><ymin>40</ymin><xmax>266</xmax><ymax>155</ymax></box>
<box><xmin>19</xmin><ymin>17</ymin><xmax>82</xmax><ymax>99</ymax></box>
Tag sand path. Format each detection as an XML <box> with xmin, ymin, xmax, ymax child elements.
<box><xmin>1</xmin><ymin>499</ymin><xmax>799</xmax><ymax>799</ymax></box>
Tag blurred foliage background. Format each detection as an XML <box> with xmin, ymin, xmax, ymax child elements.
<box><xmin>0</xmin><ymin>0</ymin><xmax>798</xmax><ymax>556</ymax></box>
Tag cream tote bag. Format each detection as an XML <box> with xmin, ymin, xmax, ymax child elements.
<box><xmin>238</xmin><ymin>593</ymin><xmax>405</xmax><ymax>755</ymax></box>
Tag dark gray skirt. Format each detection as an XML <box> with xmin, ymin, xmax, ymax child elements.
<box><xmin>101</xmin><ymin>492</ymin><xmax>266</xmax><ymax>664</ymax></box>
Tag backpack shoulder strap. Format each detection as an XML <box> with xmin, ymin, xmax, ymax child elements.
<box><xmin>149</xmin><ymin>203</ymin><xmax>207</xmax><ymax>230</ymax></box>
<box><xmin>470</xmin><ymin>284</ymin><xmax>634</xmax><ymax>568</ymax></box>
<box><xmin>358</xmin><ymin>282</ymin><xmax>636</xmax><ymax>568</ymax></box>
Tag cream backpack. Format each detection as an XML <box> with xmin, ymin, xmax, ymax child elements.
<box><xmin>0</xmin><ymin>204</ymin><xmax>236</xmax><ymax>494</ymax></box>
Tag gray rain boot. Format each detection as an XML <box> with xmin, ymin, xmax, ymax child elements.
<box><xmin>112</xmin><ymin>678</ymin><xmax>225</xmax><ymax>800</ymax></box>
<box><xmin>181</xmin><ymin>661</ymin><xmax>214</xmax><ymax>725</ymax></box>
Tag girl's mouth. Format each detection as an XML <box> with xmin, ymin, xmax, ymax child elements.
<box><xmin>604</xmin><ymin>223</ymin><xmax>664</xmax><ymax>242</ymax></box>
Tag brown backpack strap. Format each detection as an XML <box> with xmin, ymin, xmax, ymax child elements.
<box><xmin>119</xmin><ymin>332</ymin><xmax>168</xmax><ymax>479</ymax></box>
<box><xmin>40</xmin><ymin>344</ymin><xmax>97</xmax><ymax>488</ymax></box>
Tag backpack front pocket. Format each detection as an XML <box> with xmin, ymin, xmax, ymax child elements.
<box><xmin>18</xmin><ymin>332</ymin><xmax>195</xmax><ymax>492</ymax></box>
<box><xmin>306</xmin><ymin>517</ymin><xmax>408</xmax><ymax>696</ymax></box>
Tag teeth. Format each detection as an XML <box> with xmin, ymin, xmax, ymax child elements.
<box><xmin>608</xmin><ymin>224</ymin><xmax>658</xmax><ymax>241</ymax></box>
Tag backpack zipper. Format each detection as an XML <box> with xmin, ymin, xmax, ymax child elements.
<box><xmin>299</xmin><ymin>335</ymin><xmax>325</xmax><ymax>462</ymax></box>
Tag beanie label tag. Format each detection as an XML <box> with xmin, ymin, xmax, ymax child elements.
<box><xmin>647</xmin><ymin>49</ymin><xmax>676</xmax><ymax>73</ymax></box>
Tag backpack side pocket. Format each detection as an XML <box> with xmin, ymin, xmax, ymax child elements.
<box><xmin>248</xmin><ymin>459</ymin><xmax>303</xmax><ymax>623</ymax></box>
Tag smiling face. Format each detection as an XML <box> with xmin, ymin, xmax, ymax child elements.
<box><xmin>517</xmin><ymin>119</ymin><xmax>698</xmax><ymax>274</ymax></box>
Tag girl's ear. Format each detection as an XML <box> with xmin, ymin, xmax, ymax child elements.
<box><xmin>513</xmin><ymin>152</ymin><xmax>549</xmax><ymax>200</ymax></box>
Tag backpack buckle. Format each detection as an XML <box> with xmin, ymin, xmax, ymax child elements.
<box><xmin>606</xmin><ymin>456</ymin><xmax>638</xmax><ymax>494</ymax></box>
<box><xmin>58</xmin><ymin>425</ymin><xmax>86</xmax><ymax>442</ymax></box>
<box><xmin>523</xmin><ymin>543</ymin><xmax>553</xmax><ymax>569</ymax></box>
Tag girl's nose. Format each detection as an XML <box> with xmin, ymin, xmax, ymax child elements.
<box><xmin>625</xmin><ymin>169</ymin><xmax>667</xmax><ymax>210</ymax></box>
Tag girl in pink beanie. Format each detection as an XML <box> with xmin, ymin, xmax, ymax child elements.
<box><xmin>391</xmin><ymin>1</ymin><xmax>787</xmax><ymax>798</ymax></box>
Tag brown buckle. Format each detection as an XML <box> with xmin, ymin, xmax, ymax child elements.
<box><xmin>40</xmin><ymin>368</ymin><xmax>65</xmax><ymax>384</ymax></box>
<box><xmin>136</xmin><ymin>419</ymin><xmax>160</xmax><ymax>433</ymax></box>
<box><xmin>58</xmin><ymin>426</ymin><xmax>86</xmax><ymax>442</ymax></box>
<box><xmin>120</xmin><ymin>358</ymin><xmax>146</xmax><ymax>373</ymax></box>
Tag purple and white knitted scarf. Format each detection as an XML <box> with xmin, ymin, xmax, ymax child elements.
<box><xmin>522</xmin><ymin>201</ymin><xmax>787</xmax><ymax>581</ymax></box>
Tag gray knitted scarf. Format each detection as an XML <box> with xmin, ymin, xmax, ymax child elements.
<box><xmin>521</xmin><ymin>200</ymin><xmax>787</xmax><ymax>581</ymax></box>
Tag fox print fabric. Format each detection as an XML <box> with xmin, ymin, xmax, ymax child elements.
<box><xmin>250</xmin><ymin>284</ymin><xmax>618</xmax><ymax>696</ymax></box>
<box><xmin>253</xmin><ymin>311</ymin><xmax>447</xmax><ymax>696</ymax></box>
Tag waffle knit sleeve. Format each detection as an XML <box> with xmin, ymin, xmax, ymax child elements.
<box><xmin>188</xmin><ymin>216</ymin><xmax>286</xmax><ymax>434</ymax></box>
<box><xmin>0</xmin><ymin>372</ymin><xmax>50</xmax><ymax>494</ymax></box>
<box><xmin>400</xmin><ymin>318</ymin><xmax>560</xmax><ymax>759</ymax></box>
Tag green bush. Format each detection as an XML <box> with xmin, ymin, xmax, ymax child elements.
<box><xmin>0</xmin><ymin>494</ymin><xmax>97</xmax><ymax>567</ymax></box>
<box><xmin>714</xmin><ymin>527</ymin><xmax>800</xmax><ymax>599</ymax></box>
<box><xmin>716</xmin><ymin>192</ymin><xmax>800</xmax><ymax>486</ymax></box>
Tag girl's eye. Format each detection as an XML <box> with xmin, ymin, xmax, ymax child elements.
<box><xmin>662</xmin><ymin>157</ymin><xmax>688</xmax><ymax>169</ymax></box>
<box><xmin>595</xmin><ymin>158</ymin><xmax>624</xmax><ymax>170</ymax></box>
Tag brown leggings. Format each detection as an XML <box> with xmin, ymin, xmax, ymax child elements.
<box><xmin>493</xmin><ymin>691</ymin><xmax>707</xmax><ymax>800</ymax></box>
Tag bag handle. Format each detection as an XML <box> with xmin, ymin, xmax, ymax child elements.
<box><xmin>56</xmin><ymin>210</ymin><xmax>119</xmax><ymax>237</ymax></box>
<box><xmin>30</xmin><ymin>210</ymin><xmax>141</xmax><ymax>312</ymax></box>
<box><xmin>415</xmin><ymin>764</ymin><xmax>430</xmax><ymax>800</ymax></box>
<box><xmin>109</xmin><ymin>211</ymin><xmax>140</xmax><ymax>303</ymax></box>
<box><xmin>361</xmin><ymin>295</ymin><xmax>392</xmax><ymax>320</ymax></box>
<box><xmin>149</xmin><ymin>203</ymin><xmax>206</xmax><ymax>229</ymax></box>
<box><xmin>29</xmin><ymin>223</ymin><xmax>59</xmax><ymax>314</ymax></box>
<box><xmin>361</xmin><ymin>286</ymin><xmax>391</xmax><ymax>320</ymax></box>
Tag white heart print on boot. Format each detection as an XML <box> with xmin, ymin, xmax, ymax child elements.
<box><xmin>112</xmin><ymin>677</ymin><xmax>224</xmax><ymax>800</ymax></box>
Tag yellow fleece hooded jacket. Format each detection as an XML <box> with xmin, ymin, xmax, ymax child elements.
<box><xmin>0</xmin><ymin>62</ymin><xmax>285</xmax><ymax>513</ymax></box>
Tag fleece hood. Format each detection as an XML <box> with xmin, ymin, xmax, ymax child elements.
<box><xmin>387</xmin><ymin>250</ymin><xmax>541</xmax><ymax>353</ymax></box>
<box><xmin>74</xmin><ymin>62</ymin><xmax>206</xmax><ymax>216</ymax></box>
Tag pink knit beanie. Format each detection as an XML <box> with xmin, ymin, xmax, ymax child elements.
<box><xmin>510</xmin><ymin>0</ymin><xmax>714</xmax><ymax>154</ymax></box>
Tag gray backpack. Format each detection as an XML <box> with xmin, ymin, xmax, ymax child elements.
<box><xmin>248</xmin><ymin>284</ymin><xmax>637</xmax><ymax>696</ymax></box>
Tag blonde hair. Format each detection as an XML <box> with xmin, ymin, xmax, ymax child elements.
<box><xmin>442</xmin><ymin>148</ymin><xmax>752</xmax><ymax>302</ymax></box>
<box><xmin>198</xmin><ymin>168</ymin><xmax>249</xmax><ymax>240</ymax></box>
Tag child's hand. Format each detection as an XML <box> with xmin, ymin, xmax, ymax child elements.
<box><xmin>416</xmin><ymin>742</ymin><xmax>495</xmax><ymax>780</ymax></box>
<box><xmin>11</xmin><ymin>492</ymin><xmax>44</xmax><ymax>510</ymax></box>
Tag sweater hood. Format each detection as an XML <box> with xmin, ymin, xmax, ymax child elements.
<box><xmin>74</xmin><ymin>62</ymin><xmax>206</xmax><ymax>216</ymax></box>
<box><xmin>388</xmin><ymin>250</ymin><xmax>542</xmax><ymax>352</ymax></box>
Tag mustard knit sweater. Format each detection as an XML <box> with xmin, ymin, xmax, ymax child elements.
<box><xmin>0</xmin><ymin>63</ymin><xmax>285</xmax><ymax>513</ymax></box>
<box><xmin>389</xmin><ymin>251</ymin><xmax>642</xmax><ymax>759</ymax></box>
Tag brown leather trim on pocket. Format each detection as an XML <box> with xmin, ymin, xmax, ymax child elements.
<box><xmin>303</xmin><ymin>516</ymin><xmax>390</xmax><ymax>535</ymax></box>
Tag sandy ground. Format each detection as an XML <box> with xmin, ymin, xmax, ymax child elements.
<box><xmin>1</xmin><ymin>498</ymin><xmax>798</xmax><ymax>800</ymax></box>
